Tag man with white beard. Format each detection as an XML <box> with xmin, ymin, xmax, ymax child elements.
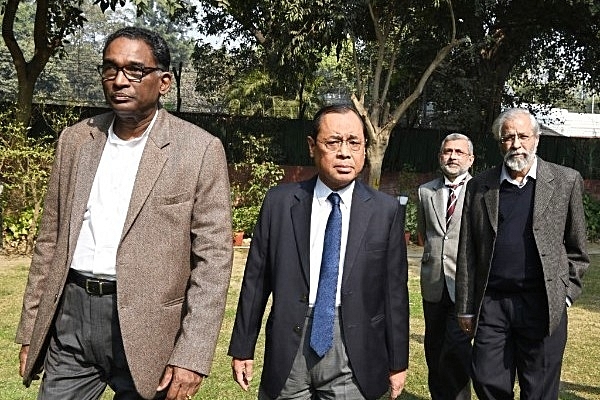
<box><xmin>455</xmin><ymin>108</ymin><xmax>589</xmax><ymax>399</ymax></box>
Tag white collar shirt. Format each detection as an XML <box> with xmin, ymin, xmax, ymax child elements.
<box><xmin>70</xmin><ymin>111</ymin><xmax>157</xmax><ymax>278</ymax></box>
<box><xmin>309</xmin><ymin>178</ymin><xmax>354</xmax><ymax>306</ymax></box>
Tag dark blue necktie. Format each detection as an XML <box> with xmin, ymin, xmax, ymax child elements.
<box><xmin>310</xmin><ymin>192</ymin><xmax>342</xmax><ymax>357</ymax></box>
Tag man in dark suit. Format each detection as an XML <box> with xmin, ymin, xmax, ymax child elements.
<box><xmin>229</xmin><ymin>104</ymin><xmax>409</xmax><ymax>399</ymax></box>
<box><xmin>417</xmin><ymin>133</ymin><xmax>474</xmax><ymax>400</ymax></box>
<box><xmin>456</xmin><ymin>108</ymin><xmax>589</xmax><ymax>399</ymax></box>
<box><xmin>16</xmin><ymin>27</ymin><xmax>233</xmax><ymax>400</ymax></box>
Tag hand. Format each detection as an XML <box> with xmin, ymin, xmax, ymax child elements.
<box><xmin>458</xmin><ymin>315</ymin><xmax>475</xmax><ymax>338</ymax></box>
<box><xmin>231</xmin><ymin>358</ymin><xmax>254</xmax><ymax>391</ymax></box>
<box><xmin>19</xmin><ymin>345</ymin><xmax>29</xmax><ymax>377</ymax></box>
<box><xmin>156</xmin><ymin>365</ymin><xmax>203</xmax><ymax>400</ymax></box>
<box><xmin>388</xmin><ymin>369</ymin><xmax>407</xmax><ymax>399</ymax></box>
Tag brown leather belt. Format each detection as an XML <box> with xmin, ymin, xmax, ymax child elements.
<box><xmin>68</xmin><ymin>269</ymin><xmax>117</xmax><ymax>296</ymax></box>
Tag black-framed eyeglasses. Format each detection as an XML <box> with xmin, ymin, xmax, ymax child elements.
<box><xmin>318</xmin><ymin>138</ymin><xmax>364</xmax><ymax>152</ymax></box>
<box><xmin>97</xmin><ymin>64</ymin><xmax>164</xmax><ymax>83</ymax></box>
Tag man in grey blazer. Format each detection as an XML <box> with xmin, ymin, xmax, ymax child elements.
<box><xmin>16</xmin><ymin>27</ymin><xmax>233</xmax><ymax>400</ymax></box>
<box><xmin>229</xmin><ymin>105</ymin><xmax>409</xmax><ymax>399</ymax></box>
<box><xmin>456</xmin><ymin>108</ymin><xmax>589</xmax><ymax>399</ymax></box>
<box><xmin>417</xmin><ymin>133</ymin><xmax>474</xmax><ymax>400</ymax></box>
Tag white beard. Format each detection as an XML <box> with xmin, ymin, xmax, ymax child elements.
<box><xmin>504</xmin><ymin>146</ymin><xmax>536</xmax><ymax>172</ymax></box>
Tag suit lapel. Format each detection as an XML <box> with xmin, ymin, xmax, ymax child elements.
<box><xmin>430</xmin><ymin>179</ymin><xmax>447</xmax><ymax>230</ymax></box>
<box><xmin>291</xmin><ymin>178</ymin><xmax>315</xmax><ymax>284</ymax></box>
<box><xmin>68</xmin><ymin>120</ymin><xmax>110</xmax><ymax>255</ymax></box>
<box><xmin>483</xmin><ymin>167</ymin><xmax>502</xmax><ymax>234</ymax></box>
<box><xmin>533</xmin><ymin>159</ymin><xmax>554</xmax><ymax>223</ymax></box>
<box><xmin>121</xmin><ymin>109</ymin><xmax>169</xmax><ymax>241</ymax></box>
<box><xmin>342</xmin><ymin>181</ymin><xmax>373</xmax><ymax>286</ymax></box>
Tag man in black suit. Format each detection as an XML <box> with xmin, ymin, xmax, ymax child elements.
<box><xmin>228</xmin><ymin>104</ymin><xmax>409</xmax><ymax>399</ymax></box>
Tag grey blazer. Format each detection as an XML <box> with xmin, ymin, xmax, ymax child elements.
<box><xmin>15</xmin><ymin>108</ymin><xmax>233</xmax><ymax>399</ymax></box>
<box><xmin>417</xmin><ymin>174</ymin><xmax>471</xmax><ymax>303</ymax></box>
<box><xmin>456</xmin><ymin>158</ymin><xmax>589</xmax><ymax>335</ymax></box>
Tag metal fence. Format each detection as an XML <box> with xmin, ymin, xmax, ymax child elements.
<box><xmin>25</xmin><ymin>104</ymin><xmax>600</xmax><ymax>179</ymax></box>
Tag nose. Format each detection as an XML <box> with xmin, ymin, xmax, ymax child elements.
<box><xmin>337</xmin><ymin>140</ymin><xmax>352</xmax><ymax>157</ymax></box>
<box><xmin>113</xmin><ymin>69</ymin><xmax>130</xmax><ymax>86</ymax></box>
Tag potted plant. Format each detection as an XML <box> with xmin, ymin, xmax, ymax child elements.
<box><xmin>229</xmin><ymin>130</ymin><xmax>285</xmax><ymax>246</ymax></box>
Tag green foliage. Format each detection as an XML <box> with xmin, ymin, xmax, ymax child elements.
<box><xmin>230</xmin><ymin>131</ymin><xmax>284</xmax><ymax>235</ymax></box>
<box><xmin>404</xmin><ymin>201</ymin><xmax>417</xmax><ymax>242</ymax></box>
<box><xmin>0</xmin><ymin>107</ymin><xmax>79</xmax><ymax>254</ymax></box>
<box><xmin>583</xmin><ymin>193</ymin><xmax>600</xmax><ymax>242</ymax></box>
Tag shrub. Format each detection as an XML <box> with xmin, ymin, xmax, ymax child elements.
<box><xmin>0</xmin><ymin>106</ymin><xmax>80</xmax><ymax>254</ymax></box>
<box><xmin>229</xmin><ymin>130</ymin><xmax>284</xmax><ymax>237</ymax></box>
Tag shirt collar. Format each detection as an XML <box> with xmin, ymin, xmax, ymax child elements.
<box><xmin>107</xmin><ymin>110</ymin><xmax>158</xmax><ymax>145</ymax></box>
<box><xmin>315</xmin><ymin>177</ymin><xmax>355</xmax><ymax>208</ymax></box>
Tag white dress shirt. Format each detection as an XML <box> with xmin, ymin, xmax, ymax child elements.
<box><xmin>70</xmin><ymin>111</ymin><xmax>157</xmax><ymax>278</ymax></box>
<box><xmin>309</xmin><ymin>178</ymin><xmax>354</xmax><ymax>306</ymax></box>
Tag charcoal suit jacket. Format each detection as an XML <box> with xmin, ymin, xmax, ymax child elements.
<box><xmin>228</xmin><ymin>177</ymin><xmax>409</xmax><ymax>400</ymax></box>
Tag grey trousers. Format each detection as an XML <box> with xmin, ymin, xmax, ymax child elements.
<box><xmin>259</xmin><ymin>308</ymin><xmax>366</xmax><ymax>400</ymax></box>
<box><xmin>38</xmin><ymin>281</ymin><xmax>162</xmax><ymax>400</ymax></box>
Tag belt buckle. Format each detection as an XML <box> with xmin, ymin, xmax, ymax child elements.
<box><xmin>85</xmin><ymin>279</ymin><xmax>104</xmax><ymax>296</ymax></box>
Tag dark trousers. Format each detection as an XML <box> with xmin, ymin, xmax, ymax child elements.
<box><xmin>423</xmin><ymin>283</ymin><xmax>472</xmax><ymax>400</ymax></box>
<box><xmin>472</xmin><ymin>291</ymin><xmax>567</xmax><ymax>400</ymax></box>
<box><xmin>38</xmin><ymin>281</ymin><xmax>164</xmax><ymax>400</ymax></box>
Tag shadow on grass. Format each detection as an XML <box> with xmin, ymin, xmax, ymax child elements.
<box><xmin>397</xmin><ymin>390</ymin><xmax>428</xmax><ymax>399</ymax></box>
<box><xmin>560</xmin><ymin>381</ymin><xmax>600</xmax><ymax>399</ymax></box>
<box><xmin>410</xmin><ymin>333</ymin><xmax>424</xmax><ymax>344</ymax></box>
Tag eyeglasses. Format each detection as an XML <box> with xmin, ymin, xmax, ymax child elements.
<box><xmin>318</xmin><ymin>138</ymin><xmax>364</xmax><ymax>152</ymax></box>
<box><xmin>441</xmin><ymin>149</ymin><xmax>471</xmax><ymax>158</ymax></box>
<box><xmin>500</xmin><ymin>133</ymin><xmax>534</xmax><ymax>144</ymax></box>
<box><xmin>97</xmin><ymin>64</ymin><xmax>164</xmax><ymax>82</ymax></box>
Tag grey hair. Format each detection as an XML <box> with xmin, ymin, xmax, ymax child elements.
<box><xmin>440</xmin><ymin>133</ymin><xmax>473</xmax><ymax>155</ymax></box>
<box><xmin>491</xmin><ymin>108</ymin><xmax>541</xmax><ymax>141</ymax></box>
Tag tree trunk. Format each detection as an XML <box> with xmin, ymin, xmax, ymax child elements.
<box><xmin>16</xmin><ymin>77</ymin><xmax>35</xmax><ymax>126</ymax></box>
<box><xmin>365</xmin><ymin>128</ymin><xmax>391</xmax><ymax>189</ymax></box>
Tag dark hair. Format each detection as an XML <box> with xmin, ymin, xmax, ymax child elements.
<box><xmin>103</xmin><ymin>27</ymin><xmax>170</xmax><ymax>71</ymax></box>
<box><xmin>311</xmin><ymin>104</ymin><xmax>367</xmax><ymax>141</ymax></box>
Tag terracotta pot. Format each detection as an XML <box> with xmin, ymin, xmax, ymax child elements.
<box><xmin>233</xmin><ymin>231</ymin><xmax>244</xmax><ymax>246</ymax></box>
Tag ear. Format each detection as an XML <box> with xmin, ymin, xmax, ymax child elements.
<box><xmin>307</xmin><ymin>136</ymin><xmax>316</xmax><ymax>158</ymax></box>
<box><xmin>159</xmin><ymin>72</ymin><xmax>172</xmax><ymax>95</ymax></box>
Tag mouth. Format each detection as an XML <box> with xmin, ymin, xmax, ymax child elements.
<box><xmin>334</xmin><ymin>165</ymin><xmax>354</xmax><ymax>173</ymax></box>
<box><xmin>110</xmin><ymin>92</ymin><xmax>133</xmax><ymax>102</ymax></box>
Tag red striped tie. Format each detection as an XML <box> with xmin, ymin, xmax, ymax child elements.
<box><xmin>446</xmin><ymin>180</ymin><xmax>465</xmax><ymax>227</ymax></box>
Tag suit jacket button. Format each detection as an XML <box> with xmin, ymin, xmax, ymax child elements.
<box><xmin>301</xmin><ymin>294</ymin><xmax>308</xmax><ymax>303</ymax></box>
<box><xmin>293</xmin><ymin>325</ymin><xmax>302</xmax><ymax>334</ymax></box>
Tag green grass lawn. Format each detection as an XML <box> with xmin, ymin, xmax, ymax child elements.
<box><xmin>1</xmin><ymin>246</ymin><xmax>599</xmax><ymax>399</ymax></box>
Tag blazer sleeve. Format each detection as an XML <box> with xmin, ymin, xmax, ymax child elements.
<box><xmin>15</xmin><ymin>133</ymin><xmax>65</xmax><ymax>344</ymax></box>
<box><xmin>168</xmin><ymin>136</ymin><xmax>234</xmax><ymax>374</ymax></box>
<box><xmin>228</xmin><ymin>189</ymin><xmax>274</xmax><ymax>359</ymax></box>
<box><xmin>564</xmin><ymin>172</ymin><xmax>589</xmax><ymax>304</ymax></box>
<box><xmin>455</xmin><ymin>179</ymin><xmax>475</xmax><ymax>315</ymax></box>
<box><xmin>385</xmin><ymin>200</ymin><xmax>410</xmax><ymax>371</ymax></box>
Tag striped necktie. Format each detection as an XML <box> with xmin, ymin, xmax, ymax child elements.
<box><xmin>446</xmin><ymin>180</ymin><xmax>465</xmax><ymax>227</ymax></box>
